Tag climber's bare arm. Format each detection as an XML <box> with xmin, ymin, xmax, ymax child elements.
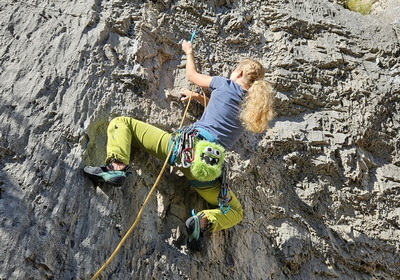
<box><xmin>182</xmin><ymin>40</ymin><xmax>212</xmax><ymax>88</ymax></box>
<box><xmin>180</xmin><ymin>89</ymin><xmax>209</xmax><ymax>107</ymax></box>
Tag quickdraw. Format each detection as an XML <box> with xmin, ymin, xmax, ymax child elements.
<box><xmin>189</xmin><ymin>30</ymin><xmax>197</xmax><ymax>43</ymax></box>
<box><xmin>168</xmin><ymin>125</ymin><xmax>196</xmax><ymax>168</ymax></box>
<box><xmin>218</xmin><ymin>163</ymin><xmax>231</xmax><ymax>214</ymax></box>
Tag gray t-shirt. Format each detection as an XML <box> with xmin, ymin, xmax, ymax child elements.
<box><xmin>194</xmin><ymin>76</ymin><xmax>246</xmax><ymax>149</ymax></box>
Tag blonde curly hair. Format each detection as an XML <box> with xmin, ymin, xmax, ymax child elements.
<box><xmin>238</xmin><ymin>59</ymin><xmax>275</xmax><ymax>133</ymax></box>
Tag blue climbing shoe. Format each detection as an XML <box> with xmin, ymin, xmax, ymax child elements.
<box><xmin>84</xmin><ymin>165</ymin><xmax>126</xmax><ymax>186</ymax></box>
<box><xmin>185</xmin><ymin>210</ymin><xmax>208</xmax><ymax>251</ymax></box>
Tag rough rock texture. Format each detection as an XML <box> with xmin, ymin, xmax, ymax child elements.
<box><xmin>1</xmin><ymin>0</ymin><xmax>399</xmax><ymax>279</ymax></box>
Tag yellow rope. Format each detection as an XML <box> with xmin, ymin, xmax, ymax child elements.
<box><xmin>90</xmin><ymin>89</ymin><xmax>194</xmax><ymax>280</ymax></box>
<box><xmin>201</xmin><ymin>89</ymin><xmax>208</xmax><ymax>108</ymax></box>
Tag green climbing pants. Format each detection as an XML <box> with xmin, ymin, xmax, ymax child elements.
<box><xmin>106</xmin><ymin>116</ymin><xmax>243</xmax><ymax>232</ymax></box>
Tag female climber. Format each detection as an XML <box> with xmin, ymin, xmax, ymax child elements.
<box><xmin>84</xmin><ymin>40</ymin><xmax>275</xmax><ymax>250</ymax></box>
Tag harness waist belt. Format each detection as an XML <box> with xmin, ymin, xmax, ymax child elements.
<box><xmin>194</xmin><ymin>127</ymin><xmax>217</xmax><ymax>143</ymax></box>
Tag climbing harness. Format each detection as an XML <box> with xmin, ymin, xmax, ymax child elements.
<box><xmin>168</xmin><ymin>126</ymin><xmax>218</xmax><ymax>166</ymax></box>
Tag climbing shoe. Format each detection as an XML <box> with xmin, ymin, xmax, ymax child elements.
<box><xmin>84</xmin><ymin>165</ymin><xmax>126</xmax><ymax>186</ymax></box>
<box><xmin>185</xmin><ymin>210</ymin><xmax>209</xmax><ymax>251</ymax></box>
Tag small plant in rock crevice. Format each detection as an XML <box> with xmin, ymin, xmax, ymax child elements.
<box><xmin>345</xmin><ymin>0</ymin><xmax>377</xmax><ymax>15</ymax></box>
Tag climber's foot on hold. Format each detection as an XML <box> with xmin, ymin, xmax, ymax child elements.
<box><xmin>185</xmin><ymin>211</ymin><xmax>209</xmax><ymax>251</ymax></box>
<box><xmin>84</xmin><ymin>164</ymin><xmax>126</xmax><ymax>186</ymax></box>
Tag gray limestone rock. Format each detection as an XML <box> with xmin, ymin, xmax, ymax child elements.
<box><xmin>1</xmin><ymin>0</ymin><xmax>399</xmax><ymax>279</ymax></box>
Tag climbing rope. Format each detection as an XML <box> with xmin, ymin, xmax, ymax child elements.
<box><xmin>90</xmin><ymin>90</ymin><xmax>193</xmax><ymax>280</ymax></box>
<box><xmin>90</xmin><ymin>32</ymin><xmax>202</xmax><ymax>280</ymax></box>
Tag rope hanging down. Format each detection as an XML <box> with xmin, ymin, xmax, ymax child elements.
<box><xmin>90</xmin><ymin>90</ymin><xmax>193</xmax><ymax>280</ymax></box>
<box><xmin>90</xmin><ymin>31</ymin><xmax>200</xmax><ymax>280</ymax></box>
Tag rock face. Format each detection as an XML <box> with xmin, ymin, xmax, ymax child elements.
<box><xmin>1</xmin><ymin>0</ymin><xmax>399</xmax><ymax>279</ymax></box>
